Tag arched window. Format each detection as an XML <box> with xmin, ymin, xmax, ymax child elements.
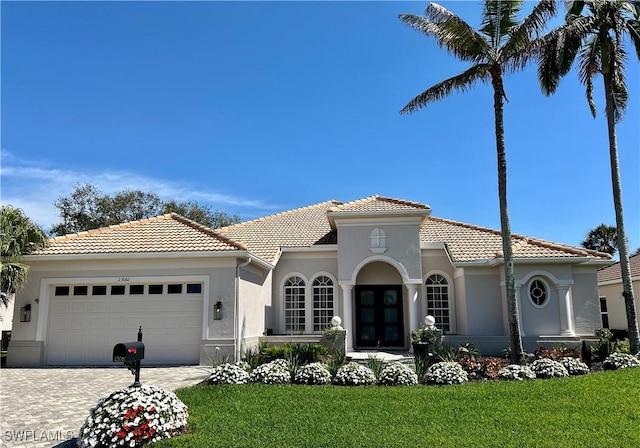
<box><xmin>312</xmin><ymin>276</ymin><xmax>334</xmax><ymax>332</ymax></box>
<box><xmin>528</xmin><ymin>278</ymin><xmax>548</xmax><ymax>307</ymax></box>
<box><xmin>425</xmin><ymin>274</ymin><xmax>450</xmax><ymax>332</ymax></box>
<box><xmin>284</xmin><ymin>276</ymin><xmax>306</xmax><ymax>332</ymax></box>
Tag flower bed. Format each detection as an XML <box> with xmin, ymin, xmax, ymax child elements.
<box><xmin>426</xmin><ymin>361</ymin><xmax>468</xmax><ymax>385</ymax></box>
<box><xmin>498</xmin><ymin>364</ymin><xmax>536</xmax><ymax>381</ymax></box>
<box><xmin>333</xmin><ymin>362</ymin><xmax>376</xmax><ymax>386</ymax></box>
<box><xmin>602</xmin><ymin>353</ymin><xmax>640</xmax><ymax>370</ymax></box>
<box><xmin>378</xmin><ymin>362</ymin><xmax>418</xmax><ymax>386</ymax></box>
<box><xmin>78</xmin><ymin>384</ymin><xmax>188</xmax><ymax>448</ymax></box>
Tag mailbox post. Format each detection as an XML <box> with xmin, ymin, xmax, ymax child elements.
<box><xmin>113</xmin><ymin>326</ymin><xmax>145</xmax><ymax>387</ymax></box>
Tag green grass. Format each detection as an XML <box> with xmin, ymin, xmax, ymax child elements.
<box><xmin>154</xmin><ymin>369</ymin><xmax>640</xmax><ymax>448</ymax></box>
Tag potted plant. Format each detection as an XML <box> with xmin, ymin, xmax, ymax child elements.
<box><xmin>411</xmin><ymin>316</ymin><xmax>442</xmax><ymax>364</ymax></box>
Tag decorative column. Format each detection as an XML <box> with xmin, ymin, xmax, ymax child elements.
<box><xmin>406</xmin><ymin>284</ymin><xmax>420</xmax><ymax>333</ymax></box>
<box><xmin>557</xmin><ymin>285</ymin><xmax>575</xmax><ymax>336</ymax></box>
<box><xmin>340</xmin><ymin>284</ymin><xmax>354</xmax><ymax>352</ymax></box>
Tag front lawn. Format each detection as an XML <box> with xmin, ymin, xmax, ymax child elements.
<box><xmin>153</xmin><ymin>368</ymin><xmax>640</xmax><ymax>448</ymax></box>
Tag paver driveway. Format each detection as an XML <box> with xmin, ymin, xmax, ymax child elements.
<box><xmin>0</xmin><ymin>366</ymin><xmax>208</xmax><ymax>448</ymax></box>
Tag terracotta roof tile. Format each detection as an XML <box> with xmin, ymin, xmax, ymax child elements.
<box><xmin>34</xmin><ymin>214</ymin><xmax>243</xmax><ymax>255</ymax></box>
<box><xmin>597</xmin><ymin>254</ymin><xmax>640</xmax><ymax>283</ymax></box>
<box><xmin>328</xmin><ymin>195</ymin><xmax>431</xmax><ymax>213</ymax></box>
<box><xmin>215</xmin><ymin>200</ymin><xmax>341</xmax><ymax>262</ymax></box>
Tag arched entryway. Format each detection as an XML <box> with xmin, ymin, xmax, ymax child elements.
<box><xmin>354</xmin><ymin>261</ymin><xmax>404</xmax><ymax>348</ymax></box>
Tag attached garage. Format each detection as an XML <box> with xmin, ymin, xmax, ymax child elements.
<box><xmin>45</xmin><ymin>280</ymin><xmax>204</xmax><ymax>366</ymax></box>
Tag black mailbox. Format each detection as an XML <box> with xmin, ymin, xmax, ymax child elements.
<box><xmin>113</xmin><ymin>341</ymin><xmax>145</xmax><ymax>363</ymax></box>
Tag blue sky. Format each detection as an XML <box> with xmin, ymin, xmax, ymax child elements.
<box><xmin>1</xmin><ymin>1</ymin><xmax>638</xmax><ymax>252</ymax></box>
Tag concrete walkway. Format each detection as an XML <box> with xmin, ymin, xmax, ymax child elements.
<box><xmin>0</xmin><ymin>366</ymin><xmax>209</xmax><ymax>448</ymax></box>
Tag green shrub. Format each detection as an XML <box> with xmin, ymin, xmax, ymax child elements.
<box><xmin>364</xmin><ymin>354</ymin><xmax>385</xmax><ymax>379</ymax></box>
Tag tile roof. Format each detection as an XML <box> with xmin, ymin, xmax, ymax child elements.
<box><xmin>328</xmin><ymin>195</ymin><xmax>431</xmax><ymax>213</ymax></box>
<box><xmin>215</xmin><ymin>200</ymin><xmax>341</xmax><ymax>262</ymax></box>
<box><xmin>35</xmin><ymin>196</ymin><xmax>612</xmax><ymax>265</ymax></box>
<box><xmin>597</xmin><ymin>254</ymin><xmax>640</xmax><ymax>283</ymax></box>
<box><xmin>421</xmin><ymin>217</ymin><xmax>611</xmax><ymax>262</ymax></box>
<box><xmin>34</xmin><ymin>214</ymin><xmax>244</xmax><ymax>255</ymax></box>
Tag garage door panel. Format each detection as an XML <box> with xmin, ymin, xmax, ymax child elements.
<box><xmin>47</xmin><ymin>283</ymin><xmax>203</xmax><ymax>366</ymax></box>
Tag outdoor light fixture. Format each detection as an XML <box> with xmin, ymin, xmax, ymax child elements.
<box><xmin>20</xmin><ymin>304</ymin><xmax>32</xmax><ymax>322</ymax></box>
<box><xmin>214</xmin><ymin>301</ymin><xmax>222</xmax><ymax>320</ymax></box>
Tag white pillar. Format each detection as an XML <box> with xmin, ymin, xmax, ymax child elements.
<box><xmin>340</xmin><ymin>284</ymin><xmax>354</xmax><ymax>352</ymax></box>
<box><xmin>407</xmin><ymin>284</ymin><xmax>420</xmax><ymax>333</ymax></box>
<box><xmin>557</xmin><ymin>285</ymin><xmax>575</xmax><ymax>336</ymax></box>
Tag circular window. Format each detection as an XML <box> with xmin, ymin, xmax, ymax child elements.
<box><xmin>529</xmin><ymin>279</ymin><xmax>548</xmax><ymax>307</ymax></box>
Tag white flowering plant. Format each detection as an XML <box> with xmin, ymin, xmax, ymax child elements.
<box><xmin>426</xmin><ymin>361</ymin><xmax>468</xmax><ymax>385</ymax></box>
<box><xmin>235</xmin><ymin>360</ymin><xmax>251</xmax><ymax>372</ymax></box>
<box><xmin>378</xmin><ymin>362</ymin><xmax>418</xmax><ymax>386</ymax></box>
<box><xmin>559</xmin><ymin>357</ymin><xmax>590</xmax><ymax>376</ymax></box>
<box><xmin>498</xmin><ymin>364</ymin><xmax>536</xmax><ymax>381</ymax></box>
<box><xmin>293</xmin><ymin>362</ymin><xmax>332</xmax><ymax>385</ymax></box>
<box><xmin>207</xmin><ymin>363</ymin><xmax>251</xmax><ymax>385</ymax></box>
<box><xmin>250</xmin><ymin>359</ymin><xmax>292</xmax><ymax>384</ymax></box>
<box><xmin>332</xmin><ymin>362</ymin><xmax>376</xmax><ymax>386</ymax></box>
<box><xmin>530</xmin><ymin>358</ymin><xmax>569</xmax><ymax>379</ymax></box>
<box><xmin>602</xmin><ymin>353</ymin><xmax>640</xmax><ymax>370</ymax></box>
<box><xmin>78</xmin><ymin>384</ymin><xmax>188</xmax><ymax>448</ymax></box>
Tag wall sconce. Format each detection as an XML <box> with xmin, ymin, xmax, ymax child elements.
<box><xmin>214</xmin><ymin>301</ymin><xmax>222</xmax><ymax>320</ymax></box>
<box><xmin>20</xmin><ymin>304</ymin><xmax>32</xmax><ymax>322</ymax></box>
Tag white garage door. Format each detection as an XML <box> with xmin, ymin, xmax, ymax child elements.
<box><xmin>46</xmin><ymin>282</ymin><xmax>203</xmax><ymax>366</ymax></box>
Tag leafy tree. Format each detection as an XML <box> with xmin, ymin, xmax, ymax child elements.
<box><xmin>581</xmin><ymin>223</ymin><xmax>618</xmax><ymax>255</ymax></box>
<box><xmin>537</xmin><ymin>0</ymin><xmax>640</xmax><ymax>353</ymax></box>
<box><xmin>399</xmin><ymin>0</ymin><xmax>556</xmax><ymax>364</ymax></box>
<box><xmin>163</xmin><ymin>200</ymin><xmax>241</xmax><ymax>228</ymax></box>
<box><xmin>1</xmin><ymin>205</ymin><xmax>48</xmax><ymax>309</ymax></box>
<box><xmin>52</xmin><ymin>183</ymin><xmax>241</xmax><ymax>235</ymax></box>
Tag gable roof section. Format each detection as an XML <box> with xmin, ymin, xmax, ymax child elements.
<box><xmin>421</xmin><ymin>217</ymin><xmax>611</xmax><ymax>263</ymax></box>
<box><xmin>34</xmin><ymin>214</ymin><xmax>244</xmax><ymax>255</ymax></box>
<box><xmin>597</xmin><ymin>254</ymin><xmax>640</xmax><ymax>283</ymax></box>
<box><xmin>215</xmin><ymin>200</ymin><xmax>341</xmax><ymax>262</ymax></box>
<box><xmin>327</xmin><ymin>195</ymin><xmax>431</xmax><ymax>230</ymax></box>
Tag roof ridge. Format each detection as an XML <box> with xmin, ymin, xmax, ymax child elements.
<box><xmin>217</xmin><ymin>200</ymin><xmax>343</xmax><ymax>231</ymax></box>
<box><xmin>49</xmin><ymin>214</ymin><xmax>176</xmax><ymax>242</ymax></box>
<box><xmin>328</xmin><ymin>195</ymin><xmax>430</xmax><ymax>212</ymax></box>
<box><xmin>169</xmin><ymin>213</ymin><xmax>247</xmax><ymax>250</ymax></box>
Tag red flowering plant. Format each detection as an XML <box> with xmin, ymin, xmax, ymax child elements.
<box><xmin>78</xmin><ymin>384</ymin><xmax>188</xmax><ymax>447</ymax></box>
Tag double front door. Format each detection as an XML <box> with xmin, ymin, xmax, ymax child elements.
<box><xmin>355</xmin><ymin>285</ymin><xmax>404</xmax><ymax>348</ymax></box>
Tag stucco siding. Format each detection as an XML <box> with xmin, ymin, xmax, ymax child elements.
<box><xmin>463</xmin><ymin>271</ymin><xmax>503</xmax><ymax>335</ymax></box>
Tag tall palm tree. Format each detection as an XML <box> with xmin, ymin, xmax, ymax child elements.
<box><xmin>537</xmin><ymin>0</ymin><xmax>640</xmax><ymax>353</ymax></box>
<box><xmin>1</xmin><ymin>205</ymin><xmax>48</xmax><ymax>309</ymax></box>
<box><xmin>399</xmin><ymin>0</ymin><xmax>556</xmax><ymax>364</ymax></box>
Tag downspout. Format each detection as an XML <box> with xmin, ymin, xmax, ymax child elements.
<box><xmin>235</xmin><ymin>256</ymin><xmax>252</xmax><ymax>362</ymax></box>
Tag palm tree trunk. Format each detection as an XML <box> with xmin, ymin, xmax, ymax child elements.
<box><xmin>603</xmin><ymin>73</ymin><xmax>639</xmax><ymax>353</ymax></box>
<box><xmin>491</xmin><ymin>68</ymin><xmax>525</xmax><ymax>364</ymax></box>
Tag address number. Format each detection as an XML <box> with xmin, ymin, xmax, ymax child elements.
<box><xmin>118</xmin><ymin>277</ymin><xmax>131</xmax><ymax>282</ymax></box>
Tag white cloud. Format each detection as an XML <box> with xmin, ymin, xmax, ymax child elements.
<box><xmin>0</xmin><ymin>150</ymin><xmax>278</xmax><ymax>231</ymax></box>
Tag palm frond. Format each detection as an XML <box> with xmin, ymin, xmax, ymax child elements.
<box><xmin>400</xmin><ymin>3</ymin><xmax>490</xmax><ymax>63</ymax></box>
<box><xmin>578</xmin><ymin>36</ymin><xmax>601</xmax><ymax>117</ymax></box>
<box><xmin>502</xmin><ymin>0</ymin><xmax>557</xmax><ymax>64</ymax></box>
<box><xmin>400</xmin><ymin>64</ymin><xmax>491</xmax><ymax>114</ymax></box>
<box><xmin>626</xmin><ymin>19</ymin><xmax>640</xmax><ymax>59</ymax></box>
<box><xmin>480</xmin><ymin>0</ymin><xmax>523</xmax><ymax>48</ymax></box>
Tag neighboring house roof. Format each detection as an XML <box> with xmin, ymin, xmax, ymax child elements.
<box><xmin>34</xmin><ymin>214</ymin><xmax>244</xmax><ymax>255</ymax></box>
<box><xmin>34</xmin><ymin>195</ymin><xmax>612</xmax><ymax>265</ymax></box>
<box><xmin>597</xmin><ymin>254</ymin><xmax>640</xmax><ymax>283</ymax></box>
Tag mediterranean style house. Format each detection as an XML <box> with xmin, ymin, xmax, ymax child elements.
<box><xmin>7</xmin><ymin>196</ymin><xmax>613</xmax><ymax>366</ymax></box>
<box><xmin>597</xmin><ymin>253</ymin><xmax>640</xmax><ymax>331</ymax></box>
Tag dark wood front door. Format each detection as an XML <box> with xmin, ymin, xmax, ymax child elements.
<box><xmin>355</xmin><ymin>285</ymin><xmax>404</xmax><ymax>348</ymax></box>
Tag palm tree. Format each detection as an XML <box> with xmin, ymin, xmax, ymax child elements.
<box><xmin>537</xmin><ymin>0</ymin><xmax>640</xmax><ymax>353</ymax></box>
<box><xmin>1</xmin><ymin>205</ymin><xmax>48</xmax><ymax>309</ymax></box>
<box><xmin>581</xmin><ymin>223</ymin><xmax>618</xmax><ymax>255</ymax></box>
<box><xmin>399</xmin><ymin>1</ymin><xmax>556</xmax><ymax>364</ymax></box>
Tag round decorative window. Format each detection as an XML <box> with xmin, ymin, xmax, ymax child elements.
<box><xmin>529</xmin><ymin>279</ymin><xmax>548</xmax><ymax>307</ymax></box>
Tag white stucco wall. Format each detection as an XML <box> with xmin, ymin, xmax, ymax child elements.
<box><xmin>462</xmin><ymin>268</ymin><xmax>504</xmax><ymax>335</ymax></box>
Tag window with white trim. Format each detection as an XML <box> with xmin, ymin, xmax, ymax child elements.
<box><xmin>312</xmin><ymin>276</ymin><xmax>334</xmax><ymax>332</ymax></box>
<box><xmin>528</xmin><ymin>278</ymin><xmax>548</xmax><ymax>307</ymax></box>
<box><xmin>425</xmin><ymin>274</ymin><xmax>450</xmax><ymax>332</ymax></box>
<box><xmin>599</xmin><ymin>297</ymin><xmax>609</xmax><ymax>328</ymax></box>
<box><xmin>284</xmin><ymin>276</ymin><xmax>306</xmax><ymax>332</ymax></box>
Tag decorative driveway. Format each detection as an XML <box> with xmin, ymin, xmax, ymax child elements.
<box><xmin>0</xmin><ymin>366</ymin><xmax>208</xmax><ymax>448</ymax></box>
